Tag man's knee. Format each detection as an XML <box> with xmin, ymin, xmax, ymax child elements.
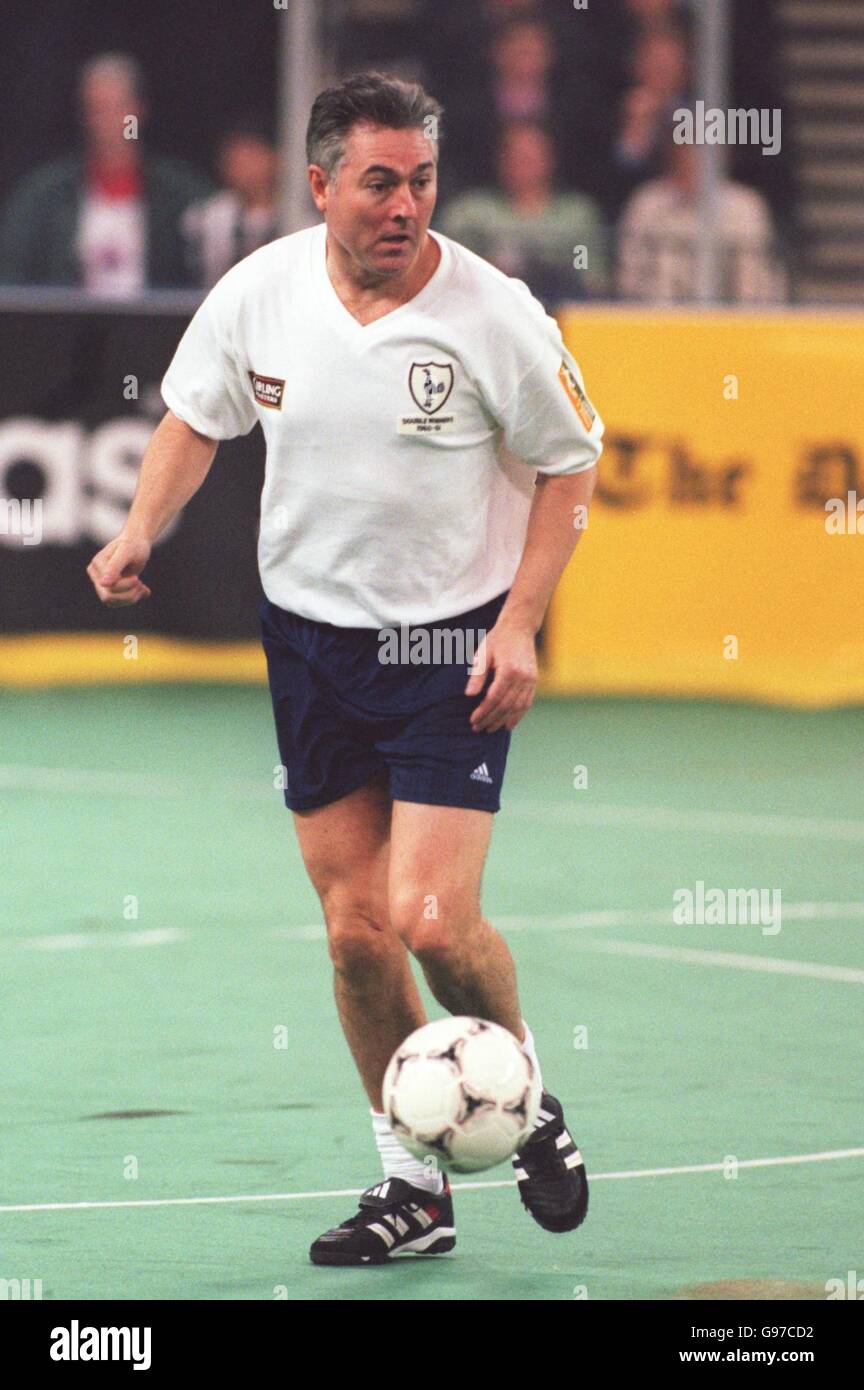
<box><xmin>389</xmin><ymin>884</ymin><xmax>480</xmax><ymax>962</ymax></box>
<box><xmin>322</xmin><ymin>890</ymin><xmax>396</xmax><ymax>977</ymax></box>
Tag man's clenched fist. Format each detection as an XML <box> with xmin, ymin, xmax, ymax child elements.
<box><xmin>87</xmin><ymin>535</ymin><xmax>152</xmax><ymax>607</ymax></box>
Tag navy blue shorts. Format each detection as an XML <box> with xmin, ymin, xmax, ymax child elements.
<box><xmin>259</xmin><ymin>590</ymin><xmax>512</xmax><ymax>813</ymax></box>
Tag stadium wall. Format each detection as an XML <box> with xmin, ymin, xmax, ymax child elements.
<box><xmin>0</xmin><ymin>299</ymin><xmax>862</xmax><ymax>707</ymax></box>
<box><xmin>550</xmin><ymin>308</ymin><xmax>864</xmax><ymax>708</ymax></box>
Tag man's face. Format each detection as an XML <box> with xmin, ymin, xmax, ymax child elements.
<box><xmin>80</xmin><ymin>74</ymin><xmax>141</xmax><ymax>149</ymax></box>
<box><xmin>498</xmin><ymin>126</ymin><xmax>554</xmax><ymax>196</ymax></box>
<box><xmin>634</xmin><ymin>35</ymin><xmax>687</xmax><ymax>95</ymax></box>
<box><xmin>220</xmin><ymin>137</ymin><xmax>277</xmax><ymax>200</ymax></box>
<box><xmin>309</xmin><ymin>122</ymin><xmax>438</xmax><ymax>279</ymax></box>
<box><xmin>493</xmin><ymin>23</ymin><xmax>552</xmax><ymax>83</ymax></box>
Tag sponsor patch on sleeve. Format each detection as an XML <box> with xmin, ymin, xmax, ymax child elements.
<box><xmin>557</xmin><ymin>361</ymin><xmax>596</xmax><ymax>431</ymax></box>
<box><xmin>249</xmin><ymin>371</ymin><xmax>285</xmax><ymax>410</ymax></box>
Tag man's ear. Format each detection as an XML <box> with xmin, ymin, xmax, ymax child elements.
<box><xmin>308</xmin><ymin>165</ymin><xmax>328</xmax><ymax>212</ymax></box>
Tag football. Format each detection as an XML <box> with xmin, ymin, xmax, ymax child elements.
<box><xmin>382</xmin><ymin>1015</ymin><xmax>541</xmax><ymax>1173</ymax></box>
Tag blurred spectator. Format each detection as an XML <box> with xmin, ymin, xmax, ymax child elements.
<box><xmin>632</xmin><ymin>22</ymin><xmax>690</xmax><ymax>96</ymax></box>
<box><xmin>440</xmin><ymin>120</ymin><xmax>607</xmax><ymax>307</ymax></box>
<box><xmin>610</xmin><ymin>22</ymin><xmax>691</xmax><ymax>215</ymax></box>
<box><xmin>624</xmin><ymin>0</ymin><xmax>686</xmax><ymax>29</ymax></box>
<box><xmin>617</xmin><ymin>135</ymin><xmax>787</xmax><ymax>304</ymax></box>
<box><xmin>182</xmin><ymin>117</ymin><xmax>279</xmax><ymax>288</ymax></box>
<box><xmin>492</xmin><ymin>16</ymin><xmax>554</xmax><ymax>120</ymax></box>
<box><xmin>0</xmin><ymin>53</ymin><xmax>211</xmax><ymax>293</ymax></box>
<box><xmin>335</xmin><ymin>0</ymin><xmax>427</xmax><ymax>84</ymax></box>
<box><xmin>481</xmin><ymin>0</ymin><xmax>544</xmax><ymax>14</ymax></box>
<box><xmin>407</xmin><ymin>1</ymin><xmax>618</xmax><ymax>201</ymax></box>
<box><xmin>438</xmin><ymin>14</ymin><xmax>575</xmax><ymax>195</ymax></box>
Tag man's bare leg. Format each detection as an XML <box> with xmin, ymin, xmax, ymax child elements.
<box><xmin>291</xmin><ymin>774</ymin><xmax>427</xmax><ymax>1109</ymax></box>
<box><xmin>387</xmin><ymin>800</ymin><xmax>525</xmax><ymax>1042</ymax></box>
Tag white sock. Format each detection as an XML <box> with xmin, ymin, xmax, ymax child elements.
<box><xmin>520</xmin><ymin>1018</ymin><xmax>545</xmax><ymax>1096</ymax></box>
<box><xmin>371</xmin><ymin>1108</ymin><xmax>445</xmax><ymax>1194</ymax></box>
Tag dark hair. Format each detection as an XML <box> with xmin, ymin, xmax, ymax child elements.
<box><xmin>80</xmin><ymin>52</ymin><xmax>146</xmax><ymax>105</ymax></box>
<box><xmin>220</xmin><ymin>111</ymin><xmax>275</xmax><ymax>149</ymax></box>
<box><xmin>306</xmin><ymin>71</ymin><xmax>443</xmax><ymax>181</ymax></box>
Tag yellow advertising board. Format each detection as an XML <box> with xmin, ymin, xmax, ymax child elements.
<box><xmin>548</xmin><ymin>310</ymin><xmax>864</xmax><ymax>707</ymax></box>
<box><xmin>2</xmin><ymin>311</ymin><xmax>862</xmax><ymax>707</ymax></box>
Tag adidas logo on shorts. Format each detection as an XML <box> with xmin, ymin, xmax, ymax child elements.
<box><xmin>470</xmin><ymin>762</ymin><xmax>493</xmax><ymax>784</ymax></box>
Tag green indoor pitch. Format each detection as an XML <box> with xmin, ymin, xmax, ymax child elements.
<box><xmin>1</xmin><ymin>687</ymin><xmax>862</xmax><ymax>1302</ymax></box>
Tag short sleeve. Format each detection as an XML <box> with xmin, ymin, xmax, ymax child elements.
<box><xmin>161</xmin><ymin>278</ymin><xmax>257</xmax><ymax>440</ymax></box>
<box><xmin>487</xmin><ymin>283</ymin><xmax>604</xmax><ymax>476</ymax></box>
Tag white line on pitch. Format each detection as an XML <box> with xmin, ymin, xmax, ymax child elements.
<box><xmin>0</xmin><ymin>764</ymin><xmax>266</xmax><ymax>800</ymax></box>
<box><xmin>497</xmin><ymin>902</ymin><xmax>864</xmax><ymax>932</ymax></box>
<box><xmin>272</xmin><ymin>901</ymin><xmax>864</xmax><ymax>942</ymax></box>
<box><xmin>13</xmin><ymin>903</ymin><xmax>862</xmax><ymax>951</ymax></box>
<box><xmin>271</xmin><ymin>902</ymin><xmax>864</xmax><ymax>943</ymax></box>
<box><xmin>575</xmin><ymin>937</ymin><xmax>864</xmax><ymax>984</ymax></box>
<box><xmin>3</xmin><ymin>764</ymin><xmax>864</xmax><ymax>843</ymax></box>
<box><xmin>511</xmin><ymin>800</ymin><xmax>864</xmax><ymax>843</ymax></box>
<box><xmin>1</xmin><ymin>1147</ymin><xmax>861</xmax><ymax>1215</ymax></box>
<box><xmin>469</xmin><ymin>1148</ymin><xmax>864</xmax><ymax>1185</ymax></box>
<box><xmin>20</xmin><ymin>928</ymin><xmax>184</xmax><ymax>951</ymax></box>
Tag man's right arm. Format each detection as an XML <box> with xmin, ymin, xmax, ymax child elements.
<box><xmin>86</xmin><ymin>409</ymin><xmax>218</xmax><ymax>607</ymax></box>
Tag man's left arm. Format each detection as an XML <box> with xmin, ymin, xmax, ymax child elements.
<box><xmin>465</xmin><ymin>464</ymin><xmax>597</xmax><ymax>732</ymax></box>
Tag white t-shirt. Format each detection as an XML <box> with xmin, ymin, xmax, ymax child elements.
<box><xmin>161</xmin><ymin>221</ymin><xmax>604</xmax><ymax>627</ymax></box>
<box><xmin>617</xmin><ymin>179</ymin><xmax>786</xmax><ymax>304</ymax></box>
<box><xmin>77</xmin><ymin>192</ymin><xmax>146</xmax><ymax>298</ymax></box>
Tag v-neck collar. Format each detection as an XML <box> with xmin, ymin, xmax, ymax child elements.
<box><xmin>313</xmin><ymin>223</ymin><xmax>450</xmax><ymax>346</ymax></box>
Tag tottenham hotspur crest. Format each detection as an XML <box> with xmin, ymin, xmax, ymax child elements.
<box><xmin>399</xmin><ymin>360</ymin><xmax>457</xmax><ymax>435</ymax></box>
<box><xmin>409</xmin><ymin>361</ymin><xmax>454</xmax><ymax>415</ymax></box>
